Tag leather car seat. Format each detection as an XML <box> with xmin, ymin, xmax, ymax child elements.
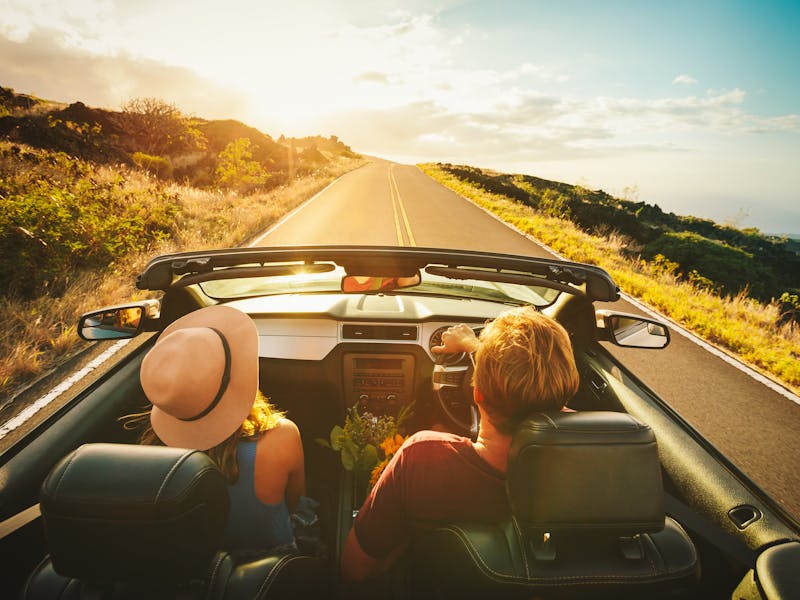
<box><xmin>412</xmin><ymin>411</ymin><xmax>700</xmax><ymax>599</ymax></box>
<box><xmin>20</xmin><ymin>443</ymin><xmax>326</xmax><ymax>600</ymax></box>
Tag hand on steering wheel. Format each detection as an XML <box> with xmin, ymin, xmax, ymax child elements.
<box><xmin>431</xmin><ymin>324</ymin><xmax>480</xmax><ymax>355</ymax></box>
<box><xmin>432</xmin><ymin>325</ymin><xmax>481</xmax><ymax>438</ymax></box>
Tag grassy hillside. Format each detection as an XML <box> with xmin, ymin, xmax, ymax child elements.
<box><xmin>0</xmin><ymin>86</ymin><xmax>359</xmax><ymax>189</ymax></box>
<box><xmin>0</xmin><ymin>86</ymin><xmax>364</xmax><ymax>399</ymax></box>
<box><xmin>436</xmin><ymin>164</ymin><xmax>800</xmax><ymax>307</ymax></box>
<box><xmin>420</xmin><ymin>163</ymin><xmax>800</xmax><ymax>393</ymax></box>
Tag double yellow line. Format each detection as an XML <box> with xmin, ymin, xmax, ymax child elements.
<box><xmin>388</xmin><ymin>164</ymin><xmax>416</xmax><ymax>246</ymax></box>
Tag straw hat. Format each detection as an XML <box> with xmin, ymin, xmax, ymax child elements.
<box><xmin>140</xmin><ymin>305</ymin><xmax>258</xmax><ymax>450</ymax></box>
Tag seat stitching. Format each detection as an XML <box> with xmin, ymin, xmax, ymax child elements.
<box><xmin>643</xmin><ymin>533</ymin><xmax>658</xmax><ymax>573</ymax></box>
<box><xmin>205</xmin><ymin>553</ymin><xmax>226</xmax><ymax>599</ymax></box>
<box><xmin>666</xmin><ymin>518</ymin><xmax>698</xmax><ymax>567</ymax></box>
<box><xmin>155</xmin><ymin>450</ymin><xmax>195</xmax><ymax>502</ymax></box>
<box><xmin>53</xmin><ymin>446</ymin><xmax>84</xmax><ymax>498</ymax></box>
<box><xmin>255</xmin><ymin>554</ymin><xmax>293</xmax><ymax>598</ymax></box>
<box><xmin>165</xmin><ymin>466</ymin><xmax>224</xmax><ymax>506</ymax></box>
<box><xmin>539</xmin><ymin>413</ymin><xmax>557</xmax><ymax>428</ymax></box>
<box><xmin>440</xmin><ymin>524</ymin><xmax>695</xmax><ymax>585</ymax></box>
<box><xmin>20</xmin><ymin>557</ymin><xmax>47</xmax><ymax>599</ymax></box>
<box><xmin>511</xmin><ymin>516</ymin><xmax>530</xmax><ymax>578</ymax></box>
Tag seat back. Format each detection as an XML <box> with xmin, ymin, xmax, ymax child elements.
<box><xmin>39</xmin><ymin>443</ymin><xmax>229</xmax><ymax>582</ymax></box>
<box><xmin>508</xmin><ymin>410</ymin><xmax>664</xmax><ymax>553</ymax></box>
<box><xmin>24</xmin><ymin>443</ymin><xmax>329</xmax><ymax>600</ymax></box>
<box><xmin>413</xmin><ymin>411</ymin><xmax>699</xmax><ymax>599</ymax></box>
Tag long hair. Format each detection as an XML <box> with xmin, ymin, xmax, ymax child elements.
<box><xmin>121</xmin><ymin>390</ymin><xmax>285</xmax><ymax>483</ymax></box>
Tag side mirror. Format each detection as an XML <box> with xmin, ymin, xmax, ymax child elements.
<box><xmin>596</xmin><ymin>310</ymin><xmax>670</xmax><ymax>349</ymax></box>
<box><xmin>78</xmin><ymin>299</ymin><xmax>161</xmax><ymax>341</ymax></box>
<box><xmin>341</xmin><ymin>273</ymin><xmax>421</xmax><ymax>293</ymax></box>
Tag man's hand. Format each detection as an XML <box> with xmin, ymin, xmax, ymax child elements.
<box><xmin>431</xmin><ymin>324</ymin><xmax>479</xmax><ymax>354</ymax></box>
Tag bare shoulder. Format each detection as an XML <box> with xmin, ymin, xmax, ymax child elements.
<box><xmin>273</xmin><ymin>417</ymin><xmax>301</xmax><ymax>440</ymax></box>
<box><xmin>256</xmin><ymin>418</ymin><xmax>303</xmax><ymax>453</ymax></box>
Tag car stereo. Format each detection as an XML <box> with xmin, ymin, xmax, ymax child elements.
<box><xmin>343</xmin><ymin>353</ymin><xmax>415</xmax><ymax>414</ymax></box>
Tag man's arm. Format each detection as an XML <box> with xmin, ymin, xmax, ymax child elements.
<box><xmin>340</xmin><ymin>436</ymin><xmax>418</xmax><ymax>583</ymax></box>
<box><xmin>341</xmin><ymin>528</ymin><xmax>407</xmax><ymax>583</ymax></box>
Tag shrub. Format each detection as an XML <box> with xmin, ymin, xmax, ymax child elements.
<box><xmin>117</xmin><ymin>97</ymin><xmax>204</xmax><ymax>156</ymax></box>
<box><xmin>778</xmin><ymin>292</ymin><xmax>800</xmax><ymax>326</ymax></box>
<box><xmin>215</xmin><ymin>138</ymin><xmax>270</xmax><ymax>191</ymax></box>
<box><xmin>132</xmin><ymin>152</ymin><xmax>173</xmax><ymax>179</ymax></box>
<box><xmin>643</xmin><ymin>232</ymin><xmax>775</xmax><ymax>297</ymax></box>
<box><xmin>0</xmin><ymin>144</ymin><xmax>180</xmax><ymax>298</ymax></box>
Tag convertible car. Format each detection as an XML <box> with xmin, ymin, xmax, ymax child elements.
<box><xmin>1</xmin><ymin>246</ymin><xmax>798</xmax><ymax>599</ymax></box>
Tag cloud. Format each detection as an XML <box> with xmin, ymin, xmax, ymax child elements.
<box><xmin>317</xmin><ymin>78</ymin><xmax>798</xmax><ymax>172</ymax></box>
<box><xmin>0</xmin><ymin>30</ymin><xmax>247</xmax><ymax>118</ymax></box>
<box><xmin>354</xmin><ymin>71</ymin><xmax>392</xmax><ymax>85</ymax></box>
<box><xmin>672</xmin><ymin>74</ymin><xmax>698</xmax><ymax>85</ymax></box>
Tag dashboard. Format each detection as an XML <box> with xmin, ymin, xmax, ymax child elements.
<box><xmin>226</xmin><ymin>292</ymin><xmax>510</xmax><ymax>417</ymax></box>
<box><xmin>250</xmin><ymin>317</ymin><xmax>476</xmax><ymax>414</ymax></box>
<box><xmin>225</xmin><ymin>291</ymin><xmax>597</xmax><ymax>418</ymax></box>
<box><xmin>251</xmin><ymin>318</ymin><xmax>475</xmax><ymax>362</ymax></box>
<box><xmin>227</xmin><ymin>292</ymin><xmax>509</xmax><ymax>362</ymax></box>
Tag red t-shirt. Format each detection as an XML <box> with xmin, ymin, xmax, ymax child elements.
<box><xmin>353</xmin><ymin>430</ymin><xmax>509</xmax><ymax>559</ymax></box>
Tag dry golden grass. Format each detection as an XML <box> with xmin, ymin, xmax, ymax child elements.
<box><xmin>420</xmin><ymin>163</ymin><xmax>800</xmax><ymax>394</ymax></box>
<box><xmin>0</xmin><ymin>156</ymin><xmax>365</xmax><ymax>399</ymax></box>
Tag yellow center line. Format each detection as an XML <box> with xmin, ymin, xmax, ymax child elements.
<box><xmin>388</xmin><ymin>165</ymin><xmax>416</xmax><ymax>246</ymax></box>
<box><xmin>388</xmin><ymin>167</ymin><xmax>405</xmax><ymax>246</ymax></box>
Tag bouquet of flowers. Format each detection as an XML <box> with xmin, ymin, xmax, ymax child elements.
<box><xmin>317</xmin><ymin>404</ymin><xmax>410</xmax><ymax>491</ymax></box>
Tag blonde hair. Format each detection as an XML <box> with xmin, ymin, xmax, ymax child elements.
<box><xmin>474</xmin><ymin>306</ymin><xmax>579</xmax><ymax>430</ymax></box>
<box><xmin>121</xmin><ymin>390</ymin><xmax>285</xmax><ymax>483</ymax></box>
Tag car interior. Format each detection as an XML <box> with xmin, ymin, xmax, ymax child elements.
<box><xmin>1</xmin><ymin>247</ymin><xmax>798</xmax><ymax>599</ymax></box>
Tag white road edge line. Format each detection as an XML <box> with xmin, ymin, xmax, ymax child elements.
<box><xmin>0</xmin><ymin>339</ymin><xmax>132</xmax><ymax>440</ymax></box>
<box><xmin>425</xmin><ymin>168</ymin><xmax>800</xmax><ymax>406</ymax></box>
<box><xmin>247</xmin><ymin>177</ymin><xmax>341</xmax><ymax>247</ymax></box>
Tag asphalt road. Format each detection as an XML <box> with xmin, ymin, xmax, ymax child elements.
<box><xmin>258</xmin><ymin>158</ymin><xmax>800</xmax><ymax>519</ymax></box>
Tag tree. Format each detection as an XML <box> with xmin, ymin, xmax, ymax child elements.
<box><xmin>118</xmin><ymin>97</ymin><xmax>204</xmax><ymax>156</ymax></box>
<box><xmin>215</xmin><ymin>138</ymin><xmax>270</xmax><ymax>191</ymax></box>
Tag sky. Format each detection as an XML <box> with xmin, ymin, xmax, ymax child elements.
<box><xmin>1</xmin><ymin>0</ymin><xmax>799</xmax><ymax>233</ymax></box>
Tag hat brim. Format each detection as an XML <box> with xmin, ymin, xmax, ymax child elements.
<box><xmin>148</xmin><ymin>305</ymin><xmax>258</xmax><ymax>450</ymax></box>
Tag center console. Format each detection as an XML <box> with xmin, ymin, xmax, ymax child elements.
<box><xmin>343</xmin><ymin>353</ymin><xmax>415</xmax><ymax>414</ymax></box>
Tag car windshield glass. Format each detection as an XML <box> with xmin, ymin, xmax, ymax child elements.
<box><xmin>198</xmin><ymin>265</ymin><xmax>561</xmax><ymax>306</ymax></box>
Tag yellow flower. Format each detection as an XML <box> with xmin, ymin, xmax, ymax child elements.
<box><xmin>380</xmin><ymin>433</ymin><xmax>406</xmax><ymax>457</ymax></box>
<box><xmin>370</xmin><ymin>435</ymin><xmax>407</xmax><ymax>488</ymax></box>
<box><xmin>370</xmin><ymin>457</ymin><xmax>390</xmax><ymax>488</ymax></box>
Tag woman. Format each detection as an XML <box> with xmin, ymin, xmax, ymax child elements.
<box><xmin>125</xmin><ymin>305</ymin><xmax>306</xmax><ymax>554</ymax></box>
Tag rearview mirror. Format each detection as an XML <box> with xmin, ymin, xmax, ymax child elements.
<box><xmin>596</xmin><ymin>310</ymin><xmax>670</xmax><ymax>349</ymax></box>
<box><xmin>341</xmin><ymin>273</ymin><xmax>421</xmax><ymax>293</ymax></box>
<box><xmin>78</xmin><ymin>299</ymin><xmax>161</xmax><ymax>341</ymax></box>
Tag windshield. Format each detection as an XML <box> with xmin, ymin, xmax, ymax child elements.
<box><xmin>198</xmin><ymin>265</ymin><xmax>561</xmax><ymax>307</ymax></box>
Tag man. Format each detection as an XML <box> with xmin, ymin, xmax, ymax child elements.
<box><xmin>341</xmin><ymin>306</ymin><xmax>580</xmax><ymax>582</ymax></box>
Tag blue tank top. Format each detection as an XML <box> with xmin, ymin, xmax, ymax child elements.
<box><xmin>223</xmin><ymin>439</ymin><xmax>295</xmax><ymax>553</ymax></box>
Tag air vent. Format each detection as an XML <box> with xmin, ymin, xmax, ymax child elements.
<box><xmin>342</xmin><ymin>324</ymin><xmax>418</xmax><ymax>341</ymax></box>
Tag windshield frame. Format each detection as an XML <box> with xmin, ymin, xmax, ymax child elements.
<box><xmin>197</xmin><ymin>264</ymin><xmax>563</xmax><ymax>307</ymax></box>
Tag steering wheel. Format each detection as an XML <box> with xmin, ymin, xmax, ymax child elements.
<box><xmin>432</xmin><ymin>328</ymin><xmax>482</xmax><ymax>438</ymax></box>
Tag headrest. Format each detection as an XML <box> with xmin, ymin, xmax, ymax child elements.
<box><xmin>40</xmin><ymin>443</ymin><xmax>229</xmax><ymax>582</ymax></box>
<box><xmin>507</xmin><ymin>411</ymin><xmax>663</xmax><ymax>536</ymax></box>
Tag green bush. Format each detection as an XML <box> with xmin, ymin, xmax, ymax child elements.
<box><xmin>642</xmin><ymin>232</ymin><xmax>776</xmax><ymax>297</ymax></box>
<box><xmin>778</xmin><ymin>292</ymin><xmax>800</xmax><ymax>325</ymax></box>
<box><xmin>215</xmin><ymin>138</ymin><xmax>270</xmax><ymax>191</ymax></box>
<box><xmin>0</xmin><ymin>144</ymin><xmax>180</xmax><ymax>298</ymax></box>
<box><xmin>132</xmin><ymin>152</ymin><xmax>173</xmax><ymax>179</ymax></box>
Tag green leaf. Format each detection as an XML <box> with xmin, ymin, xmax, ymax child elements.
<box><xmin>330</xmin><ymin>425</ymin><xmax>344</xmax><ymax>450</ymax></box>
<box><xmin>341</xmin><ymin>444</ymin><xmax>356</xmax><ymax>471</ymax></box>
<box><xmin>358</xmin><ymin>444</ymin><xmax>379</xmax><ymax>472</ymax></box>
<box><xmin>342</xmin><ymin>438</ymin><xmax>358</xmax><ymax>456</ymax></box>
<box><xmin>315</xmin><ymin>437</ymin><xmax>331</xmax><ymax>449</ymax></box>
